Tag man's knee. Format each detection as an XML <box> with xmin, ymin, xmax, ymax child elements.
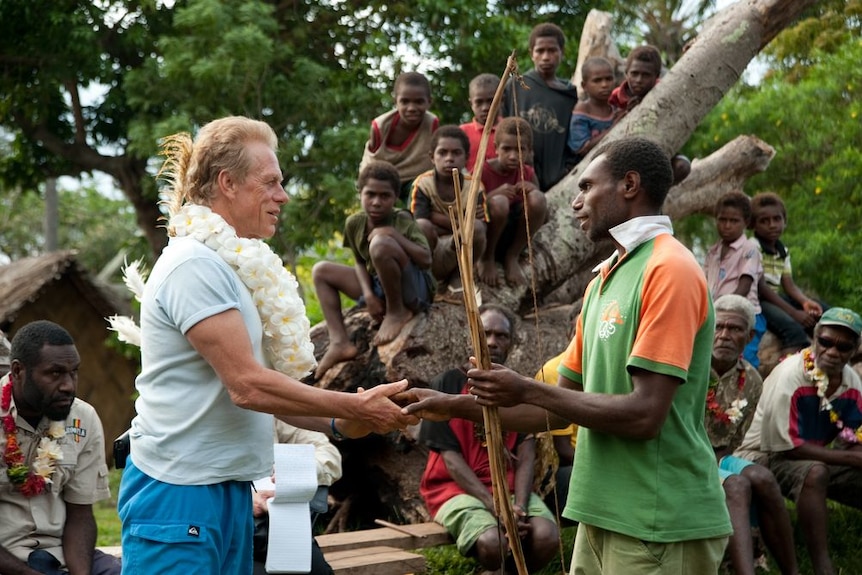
<box><xmin>742</xmin><ymin>463</ymin><xmax>780</xmax><ymax>493</ymax></box>
<box><xmin>802</xmin><ymin>462</ymin><xmax>831</xmax><ymax>492</ymax></box>
<box><xmin>474</xmin><ymin>527</ymin><xmax>506</xmax><ymax>569</ymax></box>
<box><xmin>722</xmin><ymin>473</ymin><xmax>752</xmax><ymax>505</ymax></box>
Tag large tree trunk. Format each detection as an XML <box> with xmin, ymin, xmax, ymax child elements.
<box><xmin>314</xmin><ymin>0</ymin><xmax>817</xmax><ymax>530</ymax></box>
<box><xmin>18</xmin><ymin>119</ymin><xmax>168</xmax><ymax>256</ymax></box>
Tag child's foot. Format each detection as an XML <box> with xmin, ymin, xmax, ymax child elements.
<box><xmin>477</xmin><ymin>258</ymin><xmax>499</xmax><ymax>287</ymax></box>
<box><xmin>374</xmin><ymin>310</ymin><xmax>414</xmax><ymax>345</ymax></box>
<box><xmin>503</xmin><ymin>257</ymin><xmax>526</xmax><ymax>286</ymax></box>
<box><xmin>314</xmin><ymin>341</ymin><xmax>358</xmax><ymax>379</ymax></box>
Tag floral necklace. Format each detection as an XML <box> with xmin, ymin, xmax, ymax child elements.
<box><xmin>706</xmin><ymin>360</ymin><xmax>748</xmax><ymax>425</ymax></box>
<box><xmin>803</xmin><ymin>347</ymin><xmax>862</xmax><ymax>444</ymax></box>
<box><xmin>1</xmin><ymin>380</ymin><xmax>65</xmax><ymax>497</ymax></box>
<box><xmin>168</xmin><ymin>204</ymin><xmax>316</xmax><ymax>378</ymax></box>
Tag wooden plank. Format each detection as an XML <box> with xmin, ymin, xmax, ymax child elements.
<box><xmin>326</xmin><ymin>545</ymin><xmax>425</xmax><ymax>575</ymax></box>
<box><xmin>316</xmin><ymin>522</ymin><xmax>451</xmax><ymax>553</ymax></box>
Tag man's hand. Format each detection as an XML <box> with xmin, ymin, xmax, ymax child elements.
<box><xmin>791</xmin><ymin>308</ymin><xmax>818</xmax><ymax>329</ymax></box>
<box><xmin>513</xmin><ymin>504</ymin><xmax>531</xmax><ymax>539</ymax></box>
<box><xmin>802</xmin><ymin>300</ymin><xmax>823</xmax><ymax>318</ymax></box>
<box><xmin>253</xmin><ymin>490</ymin><xmax>274</xmax><ymax>517</ymax></box>
<box><xmin>364</xmin><ymin>293</ymin><xmax>385</xmax><ymax>322</ymax></box>
<box><xmin>396</xmin><ymin>387</ymin><xmax>455</xmax><ymax>422</ymax></box>
<box><xmin>467</xmin><ymin>361</ymin><xmax>533</xmax><ymax>408</ymax></box>
<box><xmin>355</xmin><ymin>379</ymin><xmax>419</xmax><ymax>433</ymax></box>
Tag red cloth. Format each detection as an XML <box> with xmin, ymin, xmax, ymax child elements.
<box><xmin>480</xmin><ymin>161</ymin><xmax>537</xmax><ymax>207</ymax></box>
<box><xmin>419</xmin><ymin>375</ymin><xmax>518</xmax><ymax>518</ymax></box>
<box><xmin>460</xmin><ymin>118</ymin><xmax>498</xmax><ymax>173</ymax></box>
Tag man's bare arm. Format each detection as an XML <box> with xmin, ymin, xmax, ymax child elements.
<box><xmin>62</xmin><ymin>503</ymin><xmax>96</xmax><ymax>575</ymax></box>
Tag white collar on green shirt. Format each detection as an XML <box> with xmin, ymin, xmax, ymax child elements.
<box><xmin>593</xmin><ymin>215</ymin><xmax>674</xmax><ymax>272</ymax></box>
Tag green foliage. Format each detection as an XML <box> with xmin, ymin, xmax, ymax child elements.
<box><xmin>294</xmin><ymin>235</ymin><xmax>355</xmax><ymax>326</ymax></box>
<box><xmin>683</xmin><ymin>32</ymin><xmax>862</xmax><ymax>311</ymax></box>
<box><xmin>0</xmin><ymin>182</ymin><xmax>148</xmax><ymax>275</ymax></box>
<box><xmin>1</xmin><ymin>0</ymin><xmax>614</xmax><ymax>263</ymax></box>
<box><xmin>95</xmin><ymin>467</ymin><xmax>123</xmax><ymax>547</ymax></box>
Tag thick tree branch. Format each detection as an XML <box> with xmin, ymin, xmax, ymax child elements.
<box><xmin>664</xmin><ymin>135</ymin><xmax>776</xmax><ymax>220</ymax></box>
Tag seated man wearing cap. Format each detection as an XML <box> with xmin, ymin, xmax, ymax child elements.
<box><xmin>735</xmin><ymin>307</ymin><xmax>862</xmax><ymax>575</ymax></box>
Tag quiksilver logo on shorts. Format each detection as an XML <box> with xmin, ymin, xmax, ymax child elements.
<box><xmin>187</xmin><ymin>525</ymin><xmax>200</xmax><ymax>537</ymax></box>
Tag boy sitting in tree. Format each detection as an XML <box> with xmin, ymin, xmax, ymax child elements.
<box><xmin>478</xmin><ymin>117</ymin><xmax>547</xmax><ymax>287</ymax></box>
<box><xmin>704</xmin><ymin>191</ymin><xmax>765</xmax><ymax>367</ymax></box>
<box><xmin>460</xmin><ymin>73</ymin><xmax>500</xmax><ymax>174</ymax></box>
<box><xmin>409</xmin><ymin>125</ymin><xmax>488</xmax><ymax>299</ymax></box>
<box><xmin>568</xmin><ymin>57</ymin><xmax>622</xmax><ymax>164</ymax></box>
<box><xmin>312</xmin><ymin>160</ymin><xmax>435</xmax><ymax>379</ymax></box>
<box><xmin>359</xmin><ymin>72</ymin><xmax>439</xmax><ymax>201</ymax></box>
<box><xmin>610</xmin><ymin>45</ymin><xmax>691</xmax><ymax>184</ymax></box>
<box><xmin>751</xmin><ymin>192</ymin><xmax>824</xmax><ymax>355</ymax></box>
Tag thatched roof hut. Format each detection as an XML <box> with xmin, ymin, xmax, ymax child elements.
<box><xmin>0</xmin><ymin>251</ymin><xmax>138</xmax><ymax>464</ymax></box>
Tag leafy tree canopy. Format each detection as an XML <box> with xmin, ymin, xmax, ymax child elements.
<box><xmin>1</xmin><ymin>0</ymin><xmax>621</xmax><ymax>264</ymax></box>
<box><xmin>683</xmin><ymin>8</ymin><xmax>862</xmax><ymax>310</ymax></box>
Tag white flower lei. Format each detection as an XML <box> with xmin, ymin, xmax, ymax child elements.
<box><xmin>168</xmin><ymin>204</ymin><xmax>316</xmax><ymax>378</ymax></box>
<box><xmin>725</xmin><ymin>398</ymin><xmax>748</xmax><ymax>425</ymax></box>
<box><xmin>803</xmin><ymin>347</ymin><xmax>832</xmax><ymax>410</ymax></box>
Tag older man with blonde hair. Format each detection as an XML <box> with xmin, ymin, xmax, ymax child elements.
<box><xmin>118</xmin><ymin>116</ymin><xmax>415</xmax><ymax>574</ymax></box>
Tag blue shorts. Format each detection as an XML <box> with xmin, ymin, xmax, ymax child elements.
<box><xmin>718</xmin><ymin>455</ymin><xmax>758</xmax><ymax>525</ymax></box>
<box><xmin>718</xmin><ymin>454</ymin><xmax>754</xmax><ymax>482</ymax></box>
<box><xmin>118</xmin><ymin>457</ymin><xmax>254</xmax><ymax>575</ymax></box>
<box><xmin>359</xmin><ymin>261</ymin><xmax>434</xmax><ymax>312</ymax></box>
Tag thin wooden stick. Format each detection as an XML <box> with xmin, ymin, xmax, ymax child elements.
<box><xmin>447</xmin><ymin>52</ymin><xmax>528</xmax><ymax>575</ymax></box>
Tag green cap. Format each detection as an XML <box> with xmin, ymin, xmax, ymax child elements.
<box><xmin>818</xmin><ymin>307</ymin><xmax>862</xmax><ymax>338</ymax></box>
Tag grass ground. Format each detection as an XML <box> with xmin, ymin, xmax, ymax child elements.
<box><xmin>96</xmin><ymin>469</ymin><xmax>862</xmax><ymax>574</ymax></box>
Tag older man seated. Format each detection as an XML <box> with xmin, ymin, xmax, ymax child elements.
<box><xmin>707</xmin><ymin>295</ymin><xmax>798</xmax><ymax>575</ymax></box>
<box><xmin>736</xmin><ymin>307</ymin><xmax>862</xmax><ymax>575</ymax></box>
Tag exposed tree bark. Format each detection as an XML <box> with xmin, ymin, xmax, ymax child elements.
<box><xmin>534</xmin><ymin>0</ymin><xmax>816</xmax><ymax>305</ymax></box>
<box><xmin>570</xmin><ymin>10</ymin><xmax>626</xmax><ymax>101</ymax></box>
<box><xmin>17</xmin><ymin>117</ymin><xmax>167</xmax><ymax>255</ymax></box>
<box><xmin>663</xmin><ymin>135</ymin><xmax>775</xmax><ymax>220</ymax></box>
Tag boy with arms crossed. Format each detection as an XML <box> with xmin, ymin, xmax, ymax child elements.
<box><xmin>568</xmin><ymin>57</ymin><xmax>621</xmax><ymax>164</ymax></box>
<box><xmin>313</xmin><ymin>160</ymin><xmax>435</xmax><ymax>379</ymax></box>
<box><xmin>410</xmin><ymin>125</ymin><xmax>488</xmax><ymax>297</ymax></box>
<box><xmin>478</xmin><ymin>117</ymin><xmax>547</xmax><ymax>287</ymax></box>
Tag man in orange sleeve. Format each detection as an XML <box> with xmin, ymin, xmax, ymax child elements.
<box><xmin>404</xmin><ymin>138</ymin><xmax>730</xmax><ymax>574</ymax></box>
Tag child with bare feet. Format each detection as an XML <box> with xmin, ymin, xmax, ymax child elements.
<box><xmin>409</xmin><ymin>125</ymin><xmax>488</xmax><ymax>300</ymax></box>
<box><xmin>568</xmin><ymin>57</ymin><xmax>622</xmax><ymax>164</ymax></box>
<box><xmin>312</xmin><ymin>160</ymin><xmax>435</xmax><ymax>379</ymax></box>
<box><xmin>460</xmin><ymin>73</ymin><xmax>500</xmax><ymax>173</ymax></box>
<box><xmin>478</xmin><ymin>117</ymin><xmax>547</xmax><ymax>287</ymax></box>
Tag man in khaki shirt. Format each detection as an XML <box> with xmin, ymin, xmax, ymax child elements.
<box><xmin>0</xmin><ymin>320</ymin><xmax>120</xmax><ymax>575</ymax></box>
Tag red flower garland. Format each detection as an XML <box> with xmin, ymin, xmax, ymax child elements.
<box><xmin>705</xmin><ymin>362</ymin><xmax>747</xmax><ymax>425</ymax></box>
<box><xmin>1</xmin><ymin>380</ymin><xmax>61</xmax><ymax>497</ymax></box>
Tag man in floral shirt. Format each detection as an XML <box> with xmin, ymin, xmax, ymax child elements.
<box><xmin>708</xmin><ymin>295</ymin><xmax>798</xmax><ymax>575</ymax></box>
<box><xmin>736</xmin><ymin>307</ymin><xmax>862</xmax><ymax>575</ymax></box>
